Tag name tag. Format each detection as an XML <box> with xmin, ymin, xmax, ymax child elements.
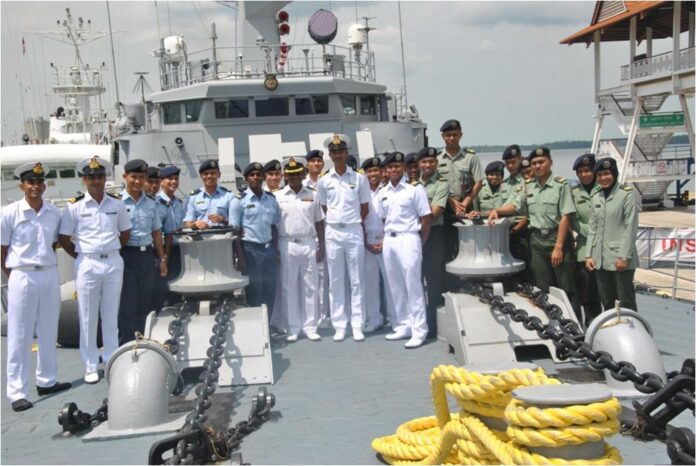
<box><xmin>245</xmin><ymin>204</ymin><xmax>256</xmax><ymax>209</ymax></box>
<box><xmin>439</xmin><ymin>163</ymin><xmax>447</xmax><ymax>167</ymax></box>
<box><xmin>302</xmin><ymin>197</ymin><xmax>313</xmax><ymax>202</ymax></box>
<box><xmin>349</xmin><ymin>184</ymin><xmax>356</xmax><ymax>189</ymax></box>
<box><xmin>80</xmin><ymin>213</ymin><xmax>92</xmax><ymax>218</ymax></box>
<box><xmin>196</xmin><ymin>201</ymin><xmax>205</xmax><ymax>205</ymax></box>
<box><xmin>106</xmin><ymin>212</ymin><xmax>118</xmax><ymax>215</ymax></box>
<box><xmin>326</xmin><ymin>186</ymin><xmax>335</xmax><ymax>191</ymax></box>
<box><xmin>381</xmin><ymin>197</ymin><xmax>388</xmax><ymax>201</ymax></box>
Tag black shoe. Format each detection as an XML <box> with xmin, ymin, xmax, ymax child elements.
<box><xmin>11</xmin><ymin>399</ymin><xmax>33</xmax><ymax>412</ymax></box>
<box><xmin>36</xmin><ymin>381</ymin><xmax>72</xmax><ymax>396</ymax></box>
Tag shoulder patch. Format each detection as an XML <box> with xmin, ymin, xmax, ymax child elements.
<box><xmin>190</xmin><ymin>188</ymin><xmax>201</xmax><ymax>195</ymax></box>
<box><xmin>525</xmin><ymin>179</ymin><xmax>534</xmax><ymax>184</ymax></box>
<box><xmin>621</xmin><ymin>184</ymin><xmax>633</xmax><ymax>191</ymax></box>
<box><xmin>69</xmin><ymin>193</ymin><xmax>85</xmax><ymax>203</ymax></box>
<box><xmin>554</xmin><ymin>176</ymin><xmax>567</xmax><ymax>184</ymax></box>
<box><xmin>437</xmin><ymin>176</ymin><xmax>446</xmax><ymax>182</ymax></box>
<box><xmin>106</xmin><ymin>192</ymin><xmax>121</xmax><ymax>199</ymax></box>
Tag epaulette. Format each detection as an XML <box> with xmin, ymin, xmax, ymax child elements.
<box><xmin>69</xmin><ymin>193</ymin><xmax>85</xmax><ymax>203</ymax></box>
<box><xmin>515</xmin><ymin>186</ymin><xmax>523</xmax><ymax>193</ymax></box>
<box><xmin>272</xmin><ymin>187</ymin><xmax>282</xmax><ymax>192</ymax></box>
<box><xmin>145</xmin><ymin>193</ymin><xmax>156</xmax><ymax>200</ymax></box>
<box><xmin>621</xmin><ymin>184</ymin><xmax>633</xmax><ymax>191</ymax></box>
<box><xmin>157</xmin><ymin>197</ymin><xmax>168</xmax><ymax>206</ymax></box>
<box><xmin>465</xmin><ymin>148</ymin><xmax>476</xmax><ymax>154</ymax></box>
<box><xmin>107</xmin><ymin>192</ymin><xmax>121</xmax><ymax>199</ymax></box>
<box><xmin>554</xmin><ymin>176</ymin><xmax>567</xmax><ymax>184</ymax></box>
<box><xmin>525</xmin><ymin>179</ymin><xmax>534</xmax><ymax>184</ymax></box>
<box><xmin>219</xmin><ymin>186</ymin><xmax>229</xmax><ymax>192</ymax></box>
<box><xmin>306</xmin><ymin>186</ymin><xmax>316</xmax><ymax>191</ymax></box>
<box><xmin>437</xmin><ymin>176</ymin><xmax>446</xmax><ymax>182</ymax></box>
<box><xmin>410</xmin><ymin>180</ymin><xmax>422</xmax><ymax>186</ymax></box>
<box><xmin>265</xmin><ymin>190</ymin><xmax>275</xmax><ymax>198</ymax></box>
<box><xmin>190</xmin><ymin>188</ymin><xmax>201</xmax><ymax>196</ymax></box>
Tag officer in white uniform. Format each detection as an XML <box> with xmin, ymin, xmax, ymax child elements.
<box><xmin>1</xmin><ymin>162</ymin><xmax>71</xmax><ymax>412</ymax></box>
<box><xmin>59</xmin><ymin>157</ymin><xmax>131</xmax><ymax>384</ymax></box>
<box><xmin>361</xmin><ymin>156</ymin><xmax>397</xmax><ymax>332</ymax></box>
<box><xmin>276</xmin><ymin>157</ymin><xmax>325</xmax><ymax>342</ymax></box>
<box><xmin>316</xmin><ymin>134</ymin><xmax>371</xmax><ymax>342</ymax></box>
<box><xmin>377</xmin><ymin>151</ymin><xmax>432</xmax><ymax>349</ymax></box>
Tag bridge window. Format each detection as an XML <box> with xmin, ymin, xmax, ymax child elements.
<box><xmin>185</xmin><ymin>100</ymin><xmax>203</xmax><ymax>122</ymax></box>
<box><xmin>162</xmin><ymin>102</ymin><xmax>182</xmax><ymax>124</ymax></box>
<box><xmin>45</xmin><ymin>169</ymin><xmax>58</xmax><ymax>179</ymax></box>
<box><xmin>215</xmin><ymin>99</ymin><xmax>249</xmax><ymax>119</ymax></box>
<box><xmin>360</xmin><ymin>96</ymin><xmax>376</xmax><ymax>115</ymax></box>
<box><xmin>2</xmin><ymin>170</ymin><xmax>14</xmax><ymax>181</ymax></box>
<box><xmin>295</xmin><ymin>95</ymin><xmax>329</xmax><ymax>115</ymax></box>
<box><xmin>59</xmin><ymin>168</ymin><xmax>76</xmax><ymax>178</ymax></box>
<box><xmin>340</xmin><ymin>95</ymin><xmax>356</xmax><ymax>116</ymax></box>
<box><xmin>255</xmin><ymin>97</ymin><xmax>289</xmax><ymax>117</ymax></box>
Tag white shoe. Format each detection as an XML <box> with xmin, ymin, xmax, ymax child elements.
<box><xmin>352</xmin><ymin>328</ymin><xmax>365</xmax><ymax>342</ymax></box>
<box><xmin>84</xmin><ymin>371</ymin><xmax>100</xmax><ymax>384</ymax></box>
<box><xmin>404</xmin><ymin>336</ymin><xmax>426</xmax><ymax>349</ymax></box>
<box><xmin>305</xmin><ymin>331</ymin><xmax>321</xmax><ymax>341</ymax></box>
<box><xmin>333</xmin><ymin>329</ymin><xmax>346</xmax><ymax>342</ymax></box>
<box><xmin>286</xmin><ymin>334</ymin><xmax>299</xmax><ymax>343</ymax></box>
<box><xmin>385</xmin><ymin>329</ymin><xmax>411</xmax><ymax>341</ymax></box>
<box><xmin>363</xmin><ymin>321</ymin><xmax>384</xmax><ymax>333</ymax></box>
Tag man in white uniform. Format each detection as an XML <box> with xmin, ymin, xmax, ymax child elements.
<box><xmin>276</xmin><ymin>157</ymin><xmax>325</xmax><ymax>342</ymax></box>
<box><xmin>316</xmin><ymin>134</ymin><xmax>371</xmax><ymax>342</ymax></box>
<box><xmin>378</xmin><ymin>151</ymin><xmax>432</xmax><ymax>349</ymax></box>
<box><xmin>361</xmin><ymin>156</ymin><xmax>397</xmax><ymax>332</ymax></box>
<box><xmin>1</xmin><ymin>162</ymin><xmax>71</xmax><ymax>412</ymax></box>
<box><xmin>59</xmin><ymin>157</ymin><xmax>131</xmax><ymax>384</ymax></box>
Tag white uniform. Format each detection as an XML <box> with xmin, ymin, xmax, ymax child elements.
<box><xmin>304</xmin><ymin>176</ymin><xmax>330</xmax><ymax>320</ymax></box>
<box><xmin>316</xmin><ymin>167</ymin><xmax>371</xmax><ymax>331</ymax></box>
<box><xmin>276</xmin><ymin>185</ymin><xmax>325</xmax><ymax>335</ymax></box>
<box><xmin>1</xmin><ymin>200</ymin><xmax>61</xmax><ymax>402</ymax></box>
<box><xmin>377</xmin><ymin>180</ymin><xmax>431</xmax><ymax>340</ymax></box>
<box><xmin>363</xmin><ymin>186</ymin><xmax>397</xmax><ymax>330</ymax></box>
<box><xmin>59</xmin><ymin>192</ymin><xmax>131</xmax><ymax>373</ymax></box>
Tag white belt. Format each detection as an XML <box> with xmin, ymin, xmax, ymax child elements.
<box><xmin>80</xmin><ymin>251</ymin><xmax>119</xmax><ymax>259</ymax></box>
<box><xmin>327</xmin><ymin>222</ymin><xmax>361</xmax><ymax>228</ymax></box>
<box><xmin>11</xmin><ymin>264</ymin><xmax>56</xmax><ymax>272</ymax></box>
<box><xmin>279</xmin><ymin>236</ymin><xmax>316</xmax><ymax>243</ymax></box>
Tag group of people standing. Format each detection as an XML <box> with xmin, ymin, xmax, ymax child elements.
<box><xmin>1</xmin><ymin>118</ymin><xmax>640</xmax><ymax>413</ymax></box>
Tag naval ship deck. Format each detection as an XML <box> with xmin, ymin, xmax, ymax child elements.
<box><xmin>1</xmin><ymin>293</ymin><xmax>693</xmax><ymax>465</ymax></box>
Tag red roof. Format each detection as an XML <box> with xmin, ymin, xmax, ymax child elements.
<box><xmin>560</xmin><ymin>1</ymin><xmax>693</xmax><ymax>45</ymax></box>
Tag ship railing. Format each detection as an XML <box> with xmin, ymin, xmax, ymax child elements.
<box><xmin>159</xmin><ymin>43</ymin><xmax>376</xmax><ymax>91</ymax></box>
<box><xmin>637</xmin><ymin>230</ymin><xmax>695</xmax><ymax>301</ymax></box>
<box><xmin>624</xmin><ymin>157</ymin><xmax>694</xmax><ymax>179</ymax></box>
<box><xmin>620</xmin><ymin>46</ymin><xmax>695</xmax><ymax>81</ymax></box>
<box><xmin>51</xmin><ymin>66</ymin><xmax>107</xmax><ymax>94</ymax></box>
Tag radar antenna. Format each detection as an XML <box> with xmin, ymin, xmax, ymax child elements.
<box><xmin>132</xmin><ymin>72</ymin><xmax>153</xmax><ymax>103</ymax></box>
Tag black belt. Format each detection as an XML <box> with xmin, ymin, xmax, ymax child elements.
<box><xmin>123</xmin><ymin>245</ymin><xmax>153</xmax><ymax>252</ymax></box>
<box><xmin>529</xmin><ymin>227</ymin><xmax>558</xmax><ymax>236</ymax></box>
<box><xmin>242</xmin><ymin>240</ymin><xmax>272</xmax><ymax>249</ymax></box>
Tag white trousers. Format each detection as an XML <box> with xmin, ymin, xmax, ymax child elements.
<box><xmin>383</xmin><ymin>233</ymin><xmax>428</xmax><ymax>339</ymax></box>
<box><xmin>75</xmin><ymin>253</ymin><xmax>123</xmax><ymax>373</ymax></box>
<box><xmin>6</xmin><ymin>267</ymin><xmax>60</xmax><ymax>402</ymax></box>
<box><xmin>279</xmin><ymin>238</ymin><xmax>319</xmax><ymax>334</ymax></box>
<box><xmin>363</xmin><ymin>248</ymin><xmax>397</xmax><ymax>329</ymax></box>
<box><xmin>325</xmin><ymin>225</ymin><xmax>364</xmax><ymax>330</ymax></box>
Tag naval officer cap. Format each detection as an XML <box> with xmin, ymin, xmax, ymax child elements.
<box><xmin>263</xmin><ymin>159</ymin><xmax>282</xmax><ymax>173</ymax></box>
<box><xmin>361</xmin><ymin>156</ymin><xmax>382</xmax><ymax>170</ymax></box>
<box><xmin>593</xmin><ymin>157</ymin><xmax>618</xmax><ymax>177</ymax></box>
<box><xmin>160</xmin><ymin>165</ymin><xmax>181</xmax><ymax>178</ymax></box>
<box><xmin>282</xmin><ymin>157</ymin><xmax>306</xmax><ymax>174</ymax></box>
<box><xmin>305</xmin><ymin>149</ymin><xmax>324</xmax><ymax>161</ymax></box>
<box><xmin>199</xmin><ymin>159</ymin><xmax>220</xmax><ymax>173</ymax></box>
<box><xmin>146</xmin><ymin>166</ymin><xmax>161</xmax><ymax>179</ymax></box>
<box><xmin>243</xmin><ymin>162</ymin><xmax>264</xmax><ymax>177</ymax></box>
<box><xmin>78</xmin><ymin>156</ymin><xmax>112</xmax><ymax>176</ymax></box>
<box><xmin>404</xmin><ymin>152</ymin><xmax>418</xmax><ymax>165</ymax></box>
<box><xmin>123</xmin><ymin>159</ymin><xmax>148</xmax><ymax>173</ymax></box>
<box><xmin>14</xmin><ymin>161</ymin><xmax>49</xmax><ymax>181</ymax></box>
<box><xmin>347</xmin><ymin>155</ymin><xmax>358</xmax><ymax>170</ymax></box>
<box><xmin>485</xmin><ymin>161</ymin><xmax>505</xmax><ymax>175</ymax></box>
<box><xmin>528</xmin><ymin>147</ymin><xmax>551</xmax><ymax>161</ymax></box>
<box><xmin>383</xmin><ymin>151</ymin><xmax>405</xmax><ymax>166</ymax></box>
<box><xmin>440</xmin><ymin>119</ymin><xmax>461</xmax><ymax>132</ymax></box>
<box><xmin>502</xmin><ymin>144</ymin><xmax>521</xmax><ymax>160</ymax></box>
<box><xmin>324</xmin><ymin>133</ymin><xmax>351</xmax><ymax>150</ymax></box>
<box><xmin>573</xmin><ymin>153</ymin><xmax>596</xmax><ymax>171</ymax></box>
<box><xmin>416</xmin><ymin>147</ymin><xmax>438</xmax><ymax>161</ymax></box>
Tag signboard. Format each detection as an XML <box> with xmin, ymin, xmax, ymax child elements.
<box><xmin>636</xmin><ymin>227</ymin><xmax>695</xmax><ymax>263</ymax></box>
<box><xmin>639</xmin><ymin>112</ymin><xmax>684</xmax><ymax>128</ymax></box>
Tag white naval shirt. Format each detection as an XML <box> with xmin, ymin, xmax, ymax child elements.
<box><xmin>377</xmin><ymin>180</ymin><xmax>431</xmax><ymax>233</ymax></box>
<box><xmin>276</xmin><ymin>185</ymin><xmax>324</xmax><ymax>238</ymax></box>
<box><xmin>59</xmin><ymin>192</ymin><xmax>131</xmax><ymax>254</ymax></box>
<box><xmin>363</xmin><ymin>186</ymin><xmax>385</xmax><ymax>245</ymax></box>
<box><xmin>316</xmin><ymin>167</ymin><xmax>370</xmax><ymax>225</ymax></box>
<box><xmin>1</xmin><ymin>199</ymin><xmax>61</xmax><ymax>268</ymax></box>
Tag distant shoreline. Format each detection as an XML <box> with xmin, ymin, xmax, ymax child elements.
<box><xmin>468</xmin><ymin>135</ymin><xmax>690</xmax><ymax>153</ymax></box>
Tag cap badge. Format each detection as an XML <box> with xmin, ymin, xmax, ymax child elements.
<box><xmin>583</xmin><ymin>157</ymin><xmax>589</xmax><ymax>165</ymax></box>
<box><xmin>449</xmin><ymin>121</ymin><xmax>457</xmax><ymax>129</ymax></box>
<box><xmin>211</xmin><ymin>161</ymin><xmax>218</xmax><ymax>169</ymax></box>
<box><xmin>288</xmin><ymin>158</ymin><xmax>297</xmax><ymax>168</ymax></box>
<box><xmin>89</xmin><ymin>157</ymin><xmax>101</xmax><ymax>169</ymax></box>
<box><xmin>330</xmin><ymin>135</ymin><xmax>342</xmax><ymax>146</ymax></box>
<box><xmin>428</xmin><ymin>148</ymin><xmax>436</xmax><ymax>156</ymax></box>
<box><xmin>603</xmin><ymin>160</ymin><xmax>611</xmax><ymax>168</ymax></box>
<box><xmin>255</xmin><ymin>163</ymin><xmax>262</xmax><ymax>170</ymax></box>
<box><xmin>536</xmin><ymin>148</ymin><xmax>543</xmax><ymax>156</ymax></box>
<box><xmin>511</xmin><ymin>149</ymin><xmax>518</xmax><ymax>156</ymax></box>
<box><xmin>396</xmin><ymin>153</ymin><xmax>403</xmax><ymax>161</ymax></box>
<box><xmin>32</xmin><ymin>163</ymin><xmax>44</xmax><ymax>175</ymax></box>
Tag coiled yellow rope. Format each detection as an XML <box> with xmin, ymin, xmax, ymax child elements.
<box><xmin>371</xmin><ymin>365</ymin><xmax>622</xmax><ymax>465</ymax></box>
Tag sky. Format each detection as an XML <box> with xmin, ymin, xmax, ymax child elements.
<box><xmin>0</xmin><ymin>0</ymin><xmax>687</xmax><ymax>146</ymax></box>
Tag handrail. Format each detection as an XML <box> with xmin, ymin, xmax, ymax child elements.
<box><xmin>621</xmin><ymin>46</ymin><xmax>695</xmax><ymax>81</ymax></box>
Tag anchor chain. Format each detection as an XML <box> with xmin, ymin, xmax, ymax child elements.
<box><xmin>148</xmin><ymin>300</ymin><xmax>275</xmax><ymax>465</ymax></box>
<box><xmin>163</xmin><ymin>303</ymin><xmax>191</xmax><ymax>356</ymax></box>
<box><xmin>469</xmin><ymin>282</ymin><xmax>694</xmax><ymax>443</ymax></box>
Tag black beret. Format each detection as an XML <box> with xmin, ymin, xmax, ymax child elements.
<box><xmin>199</xmin><ymin>159</ymin><xmax>220</xmax><ymax>173</ymax></box>
<box><xmin>347</xmin><ymin>155</ymin><xmax>358</xmax><ymax>170</ymax></box>
<box><xmin>305</xmin><ymin>149</ymin><xmax>324</xmax><ymax>161</ymax></box>
<box><xmin>416</xmin><ymin>147</ymin><xmax>439</xmax><ymax>161</ymax></box>
<box><xmin>573</xmin><ymin>153</ymin><xmax>596</xmax><ymax>171</ymax></box>
<box><xmin>147</xmin><ymin>166</ymin><xmax>161</xmax><ymax>179</ymax></box>
<box><xmin>361</xmin><ymin>157</ymin><xmax>382</xmax><ymax>170</ymax></box>
<box><xmin>263</xmin><ymin>159</ymin><xmax>282</xmax><ymax>173</ymax></box>
<box><xmin>160</xmin><ymin>165</ymin><xmax>181</xmax><ymax>178</ymax></box>
<box><xmin>440</xmin><ymin>119</ymin><xmax>461</xmax><ymax>132</ymax></box>
<box><xmin>244</xmin><ymin>162</ymin><xmax>264</xmax><ymax>177</ymax></box>
<box><xmin>404</xmin><ymin>152</ymin><xmax>418</xmax><ymax>165</ymax></box>
<box><xmin>528</xmin><ymin>147</ymin><xmax>551</xmax><ymax>160</ymax></box>
<box><xmin>124</xmin><ymin>159</ymin><xmax>148</xmax><ymax>173</ymax></box>
<box><xmin>383</xmin><ymin>151</ymin><xmax>405</xmax><ymax>166</ymax></box>
<box><xmin>485</xmin><ymin>161</ymin><xmax>505</xmax><ymax>175</ymax></box>
<box><xmin>502</xmin><ymin>144</ymin><xmax>521</xmax><ymax>160</ymax></box>
<box><xmin>593</xmin><ymin>157</ymin><xmax>618</xmax><ymax>176</ymax></box>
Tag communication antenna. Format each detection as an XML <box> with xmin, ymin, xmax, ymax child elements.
<box><xmin>132</xmin><ymin>72</ymin><xmax>153</xmax><ymax>103</ymax></box>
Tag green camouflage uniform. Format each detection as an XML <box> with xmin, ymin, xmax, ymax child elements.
<box><xmin>586</xmin><ymin>183</ymin><xmax>639</xmax><ymax>311</ymax></box>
